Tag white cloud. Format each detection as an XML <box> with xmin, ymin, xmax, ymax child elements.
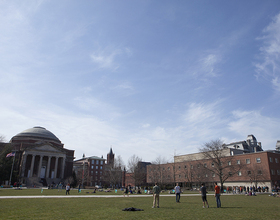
<box><xmin>90</xmin><ymin>46</ymin><xmax>132</xmax><ymax>70</ymax></box>
<box><xmin>229</xmin><ymin>110</ymin><xmax>280</xmax><ymax>149</ymax></box>
<box><xmin>255</xmin><ymin>12</ymin><xmax>280</xmax><ymax>93</ymax></box>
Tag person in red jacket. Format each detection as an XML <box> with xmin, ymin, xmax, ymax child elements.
<box><xmin>214</xmin><ymin>182</ymin><xmax>221</xmax><ymax>208</ymax></box>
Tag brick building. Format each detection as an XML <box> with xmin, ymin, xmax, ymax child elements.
<box><xmin>147</xmin><ymin>135</ymin><xmax>280</xmax><ymax>192</ymax></box>
<box><xmin>73</xmin><ymin>155</ymin><xmax>106</xmax><ymax>187</ymax></box>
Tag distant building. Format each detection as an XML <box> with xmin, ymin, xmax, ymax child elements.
<box><xmin>124</xmin><ymin>161</ymin><xmax>151</xmax><ymax>188</ymax></box>
<box><xmin>73</xmin><ymin>155</ymin><xmax>106</xmax><ymax>187</ymax></box>
<box><xmin>225</xmin><ymin>134</ymin><xmax>263</xmax><ymax>153</ymax></box>
<box><xmin>147</xmin><ymin>135</ymin><xmax>280</xmax><ymax>192</ymax></box>
<box><xmin>5</xmin><ymin>127</ymin><xmax>75</xmax><ymax>187</ymax></box>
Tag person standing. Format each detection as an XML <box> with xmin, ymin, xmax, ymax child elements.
<box><xmin>214</xmin><ymin>182</ymin><xmax>221</xmax><ymax>208</ymax></box>
<box><xmin>200</xmin><ymin>183</ymin><xmax>209</xmax><ymax>208</ymax></box>
<box><xmin>152</xmin><ymin>182</ymin><xmax>161</xmax><ymax>208</ymax></box>
<box><xmin>174</xmin><ymin>183</ymin><xmax>181</xmax><ymax>203</ymax></box>
<box><xmin>66</xmin><ymin>183</ymin><xmax>70</xmax><ymax>195</ymax></box>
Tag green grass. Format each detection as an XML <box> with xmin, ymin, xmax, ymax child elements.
<box><xmin>0</xmin><ymin>190</ymin><xmax>279</xmax><ymax>219</ymax></box>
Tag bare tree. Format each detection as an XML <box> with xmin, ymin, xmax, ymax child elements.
<box><xmin>150</xmin><ymin>156</ymin><xmax>168</xmax><ymax>186</ymax></box>
<box><xmin>104</xmin><ymin>155</ymin><xmax>124</xmax><ymax>188</ymax></box>
<box><xmin>200</xmin><ymin>139</ymin><xmax>243</xmax><ymax>191</ymax></box>
<box><xmin>127</xmin><ymin>154</ymin><xmax>146</xmax><ymax>187</ymax></box>
<box><xmin>247</xmin><ymin>163</ymin><xmax>267</xmax><ymax>189</ymax></box>
<box><xmin>0</xmin><ymin>135</ymin><xmax>6</xmax><ymax>143</ymax></box>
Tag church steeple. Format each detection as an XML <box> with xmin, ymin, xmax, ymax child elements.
<box><xmin>107</xmin><ymin>147</ymin><xmax>114</xmax><ymax>166</ymax></box>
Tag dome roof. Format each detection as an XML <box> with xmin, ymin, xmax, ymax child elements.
<box><xmin>13</xmin><ymin>126</ymin><xmax>61</xmax><ymax>143</ymax></box>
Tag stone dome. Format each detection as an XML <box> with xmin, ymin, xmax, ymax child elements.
<box><xmin>12</xmin><ymin>126</ymin><xmax>61</xmax><ymax>143</ymax></box>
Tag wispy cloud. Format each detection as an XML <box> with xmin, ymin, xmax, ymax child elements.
<box><xmin>255</xmin><ymin>12</ymin><xmax>280</xmax><ymax>92</ymax></box>
<box><xmin>228</xmin><ymin>110</ymin><xmax>280</xmax><ymax>148</ymax></box>
<box><xmin>90</xmin><ymin>46</ymin><xmax>132</xmax><ymax>70</ymax></box>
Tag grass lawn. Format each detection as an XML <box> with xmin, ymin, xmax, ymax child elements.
<box><xmin>0</xmin><ymin>189</ymin><xmax>279</xmax><ymax>219</ymax></box>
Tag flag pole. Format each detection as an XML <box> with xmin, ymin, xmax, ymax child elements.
<box><xmin>9</xmin><ymin>152</ymin><xmax>16</xmax><ymax>186</ymax></box>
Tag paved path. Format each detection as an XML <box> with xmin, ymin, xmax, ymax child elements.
<box><xmin>0</xmin><ymin>193</ymin><xmax>225</xmax><ymax>199</ymax></box>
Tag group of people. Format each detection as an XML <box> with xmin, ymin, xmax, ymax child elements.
<box><xmin>200</xmin><ymin>182</ymin><xmax>221</xmax><ymax>208</ymax></box>
<box><xmin>151</xmin><ymin>182</ymin><xmax>222</xmax><ymax>209</ymax></box>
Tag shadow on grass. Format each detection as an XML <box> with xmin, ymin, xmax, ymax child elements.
<box><xmin>209</xmin><ymin>207</ymin><xmax>243</xmax><ymax>209</ymax></box>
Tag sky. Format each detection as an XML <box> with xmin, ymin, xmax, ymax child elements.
<box><xmin>1</xmin><ymin>0</ymin><xmax>280</xmax><ymax>166</ymax></box>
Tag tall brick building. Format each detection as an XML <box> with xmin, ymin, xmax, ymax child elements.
<box><xmin>147</xmin><ymin>135</ymin><xmax>280</xmax><ymax>192</ymax></box>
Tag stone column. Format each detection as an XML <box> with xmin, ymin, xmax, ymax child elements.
<box><xmin>54</xmin><ymin>157</ymin><xmax>59</xmax><ymax>179</ymax></box>
<box><xmin>21</xmin><ymin>153</ymin><xmax>27</xmax><ymax>177</ymax></box>
<box><xmin>61</xmin><ymin>157</ymin><xmax>66</xmax><ymax>179</ymax></box>
<box><xmin>46</xmin><ymin>156</ymin><xmax>51</xmax><ymax>179</ymax></box>
<box><xmin>30</xmin><ymin>155</ymin><xmax>36</xmax><ymax>177</ymax></box>
<box><xmin>38</xmin><ymin>156</ymin><xmax>43</xmax><ymax>178</ymax></box>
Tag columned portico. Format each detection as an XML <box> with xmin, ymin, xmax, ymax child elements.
<box><xmin>23</xmin><ymin>151</ymin><xmax>67</xmax><ymax>183</ymax></box>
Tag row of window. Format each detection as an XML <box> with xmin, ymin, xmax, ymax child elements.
<box><xmin>90</xmin><ymin>170</ymin><xmax>102</xmax><ymax>175</ymax></box>
<box><xmin>91</xmin><ymin>160</ymin><xmax>104</xmax><ymax>165</ymax></box>
<box><xmin>152</xmin><ymin>157</ymin><xmax>279</xmax><ymax>172</ymax></box>
<box><xmin>91</xmin><ymin>165</ymin><xmax>103</xmax><ymax>170</ymax></box>
<box><xmin>161</xmin><ymin>169</ymin><xmax>280</xmax><ymax>180</ymax></box>
<box><xmin>269</xmin><ymin>157</ymin><xmax>279</xmax><ymax>163</ymax></box>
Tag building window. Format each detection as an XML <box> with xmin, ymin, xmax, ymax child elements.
<box><xmin>197</xmin><ymin>164</ymin><xmax>200</xmax><ymax>168</ymax></box>
<box><xmin>269</xmin><ymin>157</ymin><xmax>273</xmax><ymax>163</ymax></box>
<box><xmin>238</xmin><ymin>171</ymin><xmax>242</xmax><ymax>176</ymax></box>
<box><xmin>178</xmin><ymin>166</ymin><xmax>181</xmax><ymax>170</ymax></box>
<box><xmin>91</xmin><ymin>160</ymin><xmax>94</xmax><ymax>164</ymax></box>
<box><xmin>100</xmin><ymin>166</ymin><xmax>102</xmax><ymax>170</ymax></box>
<box><xmin>185</xmin><ymin>165</ymin><xmax>187</xmax><ymax>169</ymax></box>
<box><xmin>246</xmin><ymin>159</ymin><xmax>250</xmax><ymax>164</ymax></box>
<box><xmin>178</xmin><ymin>175</ymin><xmax>181</xmax><ymax>178</ymax></box>
<box><xmin>205</xmin><ymin>174</ymin><xmax>208</xmax><ymax>178</ymax></box>
<box><xmin>204</xmin><ymin>163</ymin><xmax>207</xmax><ymax>167</ymax></box>
<box><xmin>228</xmin><ymin>161</ymin><xmax>231</xmax><ymax>166</ymax></box>
<box><xmin>271</xmin><ymin>169</ymin><xmax>275</xmax><ymax>175</ymax></box>
<box><xmin>100</xmin><ymin>171</ymin><xmax>102</xmax><ymax>175</ymax></box>
<box><xmin>100</xmin><ymin>161</ymin><xmax>103</xmax><ymax>165</ymax></box>
<box><xmin>275</xmin><ymin>158</ymin><xmax>278</xmax><ymax>163</ymax></box>
<box><xmin>256</xmin><ymin>158</ymin><xmax>261</xmax><ymax>163</ymax></box>
<box><xmin>211</xmin><ymin>162</ymin><xmax>214</xmax><ymax>167</ymax></box>
<box><xmin>96</xmin><ymin>166</ymin><xmax>98</xmax><ymax>169</ymax></box>
<box><xmin>96</xmin><ymin>160</ymin><xmax>99</xmax><ymax>165</ymax></box>
<box><xmin>91</xmin><ymin>165</ymin><xmax>94</xmax><ymax>169</ymax></box>
<box><xmin>247</xmin><ymin>170</ymin><xmax>251</xmax><ymax>176</ymax></box>
<box><xmin>185</xmin><ymin>174</ymin><xmax>187</xmax><ymax>178</ymax></box>
<box><xmin>163</xmin><ymin>167</ymin><xmax>165</xmax><ymax>171</ymax></box>
<box><xmin>212</xmin><ymin>173</ymin><xmax>215</xmax><ymax>177</ymax></box>
<box><xmin>237</xmin><ymin>160</ymin><xmax>240</xmax><ymax>164</ymax></box>
<box><xmin>228</xmin><ymin>172</ymin><xmax>232</xmax><ymax>176</ymax></box>
<box><xmin>257</xmin><ymin>170</ymin><xmax>262</xmax><ymax>175</ymax></box>
<box><xmin>191</xmin><ymin>165</ymin><xmax>193</xmax><ymax>169</ymax></box>
<box><xmin>277</xmin><ymin>170</ymin><xmax>280</xmax><ymax>175</ymax></box>
<box><xmin>96</xmin><ymin>171</ymin><xmax>98</xmax><ymax>174</ymax></box>
<box><xmin>91</xmin><ymin>171</ymin><xmax>93</xmax><ymax>175</ymax></box>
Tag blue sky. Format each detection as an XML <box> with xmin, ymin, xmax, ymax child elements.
<box><xmin>1</xmin><ymin>0</ymin><xmax>280</xmax><ymax>165</ymax></box>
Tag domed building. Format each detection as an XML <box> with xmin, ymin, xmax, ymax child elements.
<box><xmin>10</xmin><ymin>127</ymin><xmax>74</xmax><ymax>187</ymax></box>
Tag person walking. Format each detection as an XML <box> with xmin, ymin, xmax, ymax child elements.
<box><xmin>152</xmin><ymin>182</ymin><xmax>161</xmax><ymax>208</ymax></box>
<box><xmin>200</xmin><ymin>183</ymin><xmax>209</xmax><ymax>208</ymax></box>
<box><xmin>66</xmin><ymin>183</ymin><xmax>70</xmax><ymax>195</ymax></box>
<box><xmin>174</xmin><ymin>183</ymin><xmax>181</xmax><ymax>203</ymax></box>
<box><xmin>214</xmin><ymin>182</ymin><xmax>221</xmax><ymax>208</ymax></box>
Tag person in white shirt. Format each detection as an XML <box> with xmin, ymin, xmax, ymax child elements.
<box><xmin>174</xmin><ymin>183</ymin><xmax>181</xmax><ymax>203</ymax></box>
